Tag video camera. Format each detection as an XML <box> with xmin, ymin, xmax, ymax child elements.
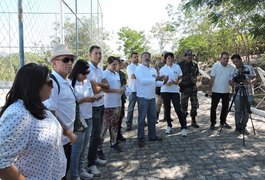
<box><xmin>233</xmin><ymin>66</ymin><xmax>250</xmax><ymax>84</ymax></box>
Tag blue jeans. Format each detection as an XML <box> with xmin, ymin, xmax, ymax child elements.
<box><xmin>137</xmin><ymin>97</ymin><xmax>157</xmax><ymax>140</ymax></box>
<box><xmin>126</xmin><ymin>92</ymin><xmax>137</xmax><ymax>128</ymax></box>
<box><xmin>80</xmin><ymin>118</ymin><xmax>93</xmax><ymax>170</ymax></box>
<box><xmin>70</xmin><ymin>131</ymin><xmax>86</xmax><ymax>179</ymax></box>
<box><xmin>87</xmin><ymin>105</ymin><xmax>104</xmax><ymax>166</ymax></box>
<box><xmin>234</xmin><ymin>95</ymin><xmax>253</xmax><ymax>131</ymax></box>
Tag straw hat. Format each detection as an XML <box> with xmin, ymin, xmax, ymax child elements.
<box><xmin>48</xmin><ymin>44</ymin><xmax>74</xmax><ymax>62</ymax></box>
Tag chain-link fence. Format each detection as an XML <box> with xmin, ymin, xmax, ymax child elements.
<box><xmin>0</xmin><ymin>0</ymin><xmax>103</xmax><ymax>106</ymax></box>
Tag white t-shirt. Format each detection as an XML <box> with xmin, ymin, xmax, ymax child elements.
<box><xmin>43</xmin><ymin>70</ymin><xmax>76</xmax><ymax>145</ymax></box>
<box><xmin>87</xmin><ymin>61</ymin><xmax>104</xmax><ymax>107</ymax></box>
<box><xmin>0</xmin><ymin>100</ymin><xmax>66</xmax><ymax>179</ymax></box>
<box><xmin>160</xmin><ymin>63</ymin><xmax>182</xmax><ymax>93</ymax></box>
<box><xmin>103</xmin><ymin>69</ymin><xmax>122</xmax><ymax>108</ymax></box>
<box><xmin>135</xmin><ymin>64</ymin><xmax>163</xmax><ymax>100</ymax></box>
<box><xmin>127</xmin><ymin>63</ymin><xmax>138</xmax><ymax>92</ymax></box>
<box><xmin>72</xmin><ymin>80</ymin><xmax>93</xmax><ymax>119</ymax></box>
<box><xmin>210</xmin><ymin>62</ymin><xmax>235</xmax><ymax>93</ymax></box>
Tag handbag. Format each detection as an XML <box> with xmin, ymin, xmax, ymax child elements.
<box><xmin>69</xmin><ymin>85</ymin><xmax>87</xmax><ymax>132</ymax></box>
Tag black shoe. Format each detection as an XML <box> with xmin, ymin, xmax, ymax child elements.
<box><xmin>117</xmin><ymin>134</ymin><xmax>126</xmax><ymax>141</ymax></box>
<box><xmin>221</xmin><ymin>122</ymin><xmax>232</xmax><ymax>129</ymax></box>
<box><xmin>138</xmin><ymin>140</ymin><xmax>145</xmax><ymax>147</ymax></box>
<box><xmin>149</xmin><ymin>136</ymin><xmax>163</xmax><ymax>141</ymax></box>
<box><xmin>126</xmin><ymin>126</ymin><xmax>132</xmax><ymax>131</ymax></box>
<box><xmin>97</xmin><ymin>150</ymin><xmax>106</xmax><ymax>160</ymax></box>
<box><xmin>191</xmin><ymin>123</ymin><xmax>199</xmax><ymax>128</ymax></box>
<box><xmin>210</xmin><ymin>124</ymin><xmax>216</xmax><ymax>130</ymax></box>
<box><xmin>243</xmin><ymin>129</ymin><xmax>250</xmax><ymax>135</ymax></box>
<box><xmin>111</xmin><ymin>143</ymin><xmax>123</xmax><ymax>152</ymax></box>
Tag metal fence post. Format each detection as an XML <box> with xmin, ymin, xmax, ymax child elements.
<box><xmin>18</xmin><ymin>0</ymin><xmax>24</xmax><ymax>67</ymax></box>
<box><xmin>75</xmin><ymin>0</ymin><xmax>78</xmax><ymax>56</ymax></box>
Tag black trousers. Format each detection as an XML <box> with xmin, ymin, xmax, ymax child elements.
<box><xmin>210</xmin><ymin>92</ymin><xmax>230</xmax><ymax>125</ymax></box>
<box><xmin>87</xmin><ymin>105</ymin><xmax>104</xmax><ymax>166</ymax></box>
<box><xmin>161</xmin><ymin>92</ymin><xmax>187</xmax><ymax>129</ymax></box>
<box><xmin>62</xmin><ymin>142</ymin><xmax>72</xmax><ymax>180</ymax></box>
<box><xmin>118</xmin><ymin>102</ymin><xmax>125</xmax><ymax>134</ymax></box>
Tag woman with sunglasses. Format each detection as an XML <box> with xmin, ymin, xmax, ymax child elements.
<box><xmin>0</xmin><ymin>63</ymin><xmax>66</xmax><ymax>179</ymax></box>
<box><xmin>68</xmin><ymin>59</ymin><xmax>101</xmax><ymax>180</ymax></box>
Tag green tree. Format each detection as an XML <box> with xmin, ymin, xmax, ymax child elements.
<box><xmin>0</xmin><ymin>52</ymin><xmax>47</xmax><ymax>81</ymax></box>
<box><xmin>166</xmin><ymin>1</ymin><xmax>265</xmax><ymax>63</ymax></box>
<box><xmin>117</xmin><ymin>27</ymin><xmax>149</xmax><ymax>56</ymax></box>
<box><xmin>50</xmin><ymin>17</ymin><xmax>111</xmax><ymax>60</ymax></box>
<box><xmin>150</xmin><ymin>21</ymin><xmax>177</xmax><ymax>52</ymax></box>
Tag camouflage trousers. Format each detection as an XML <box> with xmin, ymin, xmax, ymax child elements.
<box><xmin>99</xmin><ymin>107</ymin><xmax>121</xmax><ymax>148</ymax></box>
<box><xmin>181</xmin><ymin>91</ymin><xmax>199</xmax><ymax>118</ymax></box>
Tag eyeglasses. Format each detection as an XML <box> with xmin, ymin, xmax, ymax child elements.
<box><xmin>55</xmin><ymin>57</ymin><xmax>75</xmax><ymax>63</ymax></box>
<box><xmin>81</xmin><ymin>71</ymin><xmax>90</xmax><ymax>75</ymax></box>
<box><xmin>45</xmin><ymin>79</ymin><xmax>53</xmax><ymax>87</ymax></box>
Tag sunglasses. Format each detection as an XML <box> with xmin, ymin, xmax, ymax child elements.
<box><xmin>81</xmin><ymin>71</ymin><xmax>90</xmax><ymax>75</ymax></box>
<box><xmin>55</xmin><ymin>57</ymin><xmax>75</xmax><ymax>63</ymax></box>
<box><xmin>45</xmin><ymin>79</ymin><xmax>53</xmax><ymax>87</ymax></box>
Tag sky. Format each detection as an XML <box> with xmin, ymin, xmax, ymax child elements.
<box><xmin>100</xmin><ymin>0</ymin><xmax>181</xmax><ymax>54</ymax></box>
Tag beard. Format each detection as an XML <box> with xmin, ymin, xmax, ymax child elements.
<box><xmin>142</xmin><ymin>59</ymin><xmax>150</xmax><ymax>66</ymax></box>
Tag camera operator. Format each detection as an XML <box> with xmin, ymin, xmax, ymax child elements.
<box><xmin>229</xmin><ymin>54</ymin><xmax>257</xmax><ymax>135</ymax></box>
<box><xmin>208</xmin><ymin>52</ymin><xmax>235</xmax><ymax>130</ymax></box>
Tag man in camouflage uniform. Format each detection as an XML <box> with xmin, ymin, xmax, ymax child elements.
<box><xmin>178</xmin><ymin>49</ymin><xmax>200</xmax><ymax>128</ymax></box>
<box><xmin>116</xmin><ymin>58</ymin><xmax>127</xmax><ymax>141</ymax></box>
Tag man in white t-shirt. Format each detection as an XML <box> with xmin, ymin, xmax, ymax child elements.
<box><xmin>86</xmin><ymin>45</ymin><xmax>109</xmax><ymax>176</ymax></box>
<box><xmin>44</xmin><ymin>44</ymin><xmax>77</xmax><ymax>180</ymax></box>
<box><xmin>209</xmin><ymin>52</ymin><xmax>235</xmax><ymax>130</ymax></box>
<box><xmin>134</xmin><ymin>52</ymin><xmax>167</xmax><ymax>147</ymax></box>
<box><xmin>126</xmin><ymin>52</ymin><xmax>139</xmax><ymax>130</ymax></box>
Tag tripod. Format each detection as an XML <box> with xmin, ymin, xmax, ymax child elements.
<box><xmin>221</xmin><ymin>82</ymin><xmax>256</xmax><ymax>146</ymax></box>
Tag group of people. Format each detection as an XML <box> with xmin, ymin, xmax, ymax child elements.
<box><xmin>209</xmin><ymin>52</ymin><xmax>256</xmax><ymax>134</ymax></box>
<box><xmin>0</xmin><ymin>42</ymin><xmax>256</xmax><ymax>180</ymax></box>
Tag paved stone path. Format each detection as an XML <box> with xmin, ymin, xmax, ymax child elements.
<box><xmin>97</xmin><ymin>93</ymin><xmax>265</xmax><ymax>180</ymax></box>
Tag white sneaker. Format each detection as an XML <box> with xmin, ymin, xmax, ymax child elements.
<box><xmin>181</xmin><ymin>128</ymin><xmax>187</xmax><ymax>137</ymax></box>
<box><xmin>165</xmin><ymin>126</ymin><xmax>172</xmax><ymax>134</ymax></box>
<box><xmin>80</xmin><ymin>169</ymin><xmax>94</xmax><ymax>180</ymax></box>
<box><xmin>88</xmin><ymin>165</ymin><xmax>101</xmax><ymax>177</ymax></box>
<box><xmin>95</xmin><ymin>157</ymin><xmax>108</xmax><ymax>166</ymax></box>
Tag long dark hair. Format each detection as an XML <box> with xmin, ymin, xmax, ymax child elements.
<box><xmin>0</xmin><ymin>63</ymin><xmax>50</xmax><ymax>119</ymax></box>
<box><xmin>68</xmin><ymin>59</ymin><xmax>89</xmax><ymax>88</ymax></box>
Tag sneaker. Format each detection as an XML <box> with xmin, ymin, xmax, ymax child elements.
<box><xmin>95</xmin><ymin>157</ymin><xmax>108</xmax><ymax>166</ymax></box>
<box><xmin>80</xmin><ymin>169</ymin><xmax>94</xmax><ymax>180</ymax></box>
<box><xmin>165</xmin><ymin>126</ymin><xmax>172</xmax><ymax>134</ymax></box>
<box><xmin>181</xmin><ymin>128</ymin><xmax>187</xmax><ymax>137</ymax></box>
<box><xmin>221</xmin><ymin>122</ymin><xmax>232</xmax><ymax>129</ymax></box>
<box><xmin>111</xmin><ymin>143</ymin><xmax>123</xmax><ymax>152</ymax></box>
<box><xmin>97</xmin><ymin>150</ymin><xmax>106</xmax><ymax>160</ymax></box>
<box><xmin>71</xmin><ymin>177</ymin><xmax>81</xmax><ymax>180</ymax></box>
<box><xmin>88</xmin><ymin>165</ymin><xmax>101</xmax><ymax>177</ymax></box>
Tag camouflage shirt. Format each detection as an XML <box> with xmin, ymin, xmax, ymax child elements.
<box><xmin>178</xmin><ymin>60</ymin><xmax>199</xmax><ymax>88</ymax></box>
<box><xmin>119</xmin><ymin>70</ymin><xmax>127</xmax><ymax>103</ymax></box>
